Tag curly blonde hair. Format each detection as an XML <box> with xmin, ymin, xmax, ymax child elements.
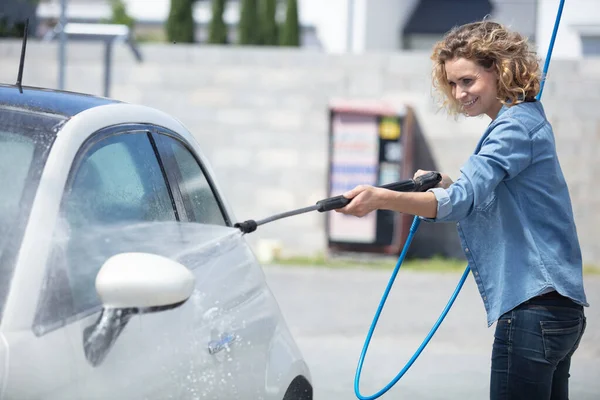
<box><xmin>431</xmin><ymin>20</ymin><xmax>542</xmax><ymax>115</ymax></box>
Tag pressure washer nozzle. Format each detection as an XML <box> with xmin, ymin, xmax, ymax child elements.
<box><xmin>234</xmin><ymin>220</ymin><xmax>257</xmax><ymax>234</ymax></box>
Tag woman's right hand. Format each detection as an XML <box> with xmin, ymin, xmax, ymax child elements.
<box><xmin>413</xmin><ymin>169</ymin><xmax>454</xmax><ymax>189</ymax></box>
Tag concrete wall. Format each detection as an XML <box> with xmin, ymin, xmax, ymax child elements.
<box><xmin>0</xmin><ymin>41</ymin><xmax>598</xmax><ymax>264</ymax></box>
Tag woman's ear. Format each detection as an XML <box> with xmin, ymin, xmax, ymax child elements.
<box><xmin>484</xmin><ymin>60</ymin><xmax>498</xmax><ymax>74</ymax></box>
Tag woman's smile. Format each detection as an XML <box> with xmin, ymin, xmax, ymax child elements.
<box><xmin>463</xmin><ymin>97</ymin><xmax>479</xmax><ymax>109</ymax></box>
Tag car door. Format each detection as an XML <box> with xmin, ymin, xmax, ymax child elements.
<box><xmin>151</xmin><ymin>129</ymin><xmax>281</xmax><ymax>398</ymax></box>
<box><xmin>27</xmin><ymin>126</ymin><xmax>223</xmax><ymax>400</ymax></box>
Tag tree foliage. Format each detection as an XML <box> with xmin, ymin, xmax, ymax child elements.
<box><xmin>279</xmin><ymin>0</ymin><xmax>300</xmax><ymax>47</ymax></box>
<box><xmin>208</xmin><ymin>0</ymin><xmax>227</xmax><ymax>44</ymax></box>
<box><xmin>238</xmin><ymin>0</ymin><xmax>259</xmax><ymax>45</ymax></box>
<box><xmin>107</xmin><ymin>0</ymin><xmax>135</xmax><ymax>29</ymax></box>
<box><xmin>0</xmin><ymin>0</ymin><xmax>40</xmax><ymax>38</ymax></box>
<box><xmin>260</xmin><ymin>0</ymin><xmax>277</xmax><ymax>45</ymax></box>
<box><xmin>166</xmin><ymin>0</ymin><xmax>195</xmax><ymax>43</ymax></box>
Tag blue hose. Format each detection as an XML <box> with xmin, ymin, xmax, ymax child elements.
<box><xmin>538</xmin><ymin>0</ymin><xmax>565</xmax><ymax>100</ymax></box>
<box><xmin>354</xmin><ymin>1</ymin><xmax>565</xmax><ymax>398</ymax></box>
<box><xmin>354</xmin><ymin>218</ymin><xmax>470</xmax><ymax>399</ymax></box>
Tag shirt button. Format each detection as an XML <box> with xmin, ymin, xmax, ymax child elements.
<box><xmin>465</xmin><ymin>248</ymin><xmax>469</xmax><ymax>253</ymax></box>
<box><xmin>457</xmin><ymin>222</ymin><xmax>460</xmax><ymax>227</ymax></box>
<box><xmin>483</xmin><ymin>296</ymin><xmax>487</xmax><ymax>301</ymax></box>
<box><xmin>474</xmin><ymin>271</ymin><xmax>478</xmax><ymax>276</ymax></box>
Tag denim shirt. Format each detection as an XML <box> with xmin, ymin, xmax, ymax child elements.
<box><xmin>425</xmin><ymin>100</ymin><xmax>588</xmax><ymax>327</ymax></box>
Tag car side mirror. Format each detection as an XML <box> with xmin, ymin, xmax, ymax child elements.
<box><xmin>84</xmin><ymin>252</ymin><xmax>195</xmax><ymax>367</ymax></box>
<box><xmin>96</xmin><ymin>252</ymin><xmax>195</xmax><ymax>309</ymax></box>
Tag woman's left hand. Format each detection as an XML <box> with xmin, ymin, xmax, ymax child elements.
<box><xmin>335</xmin><ymin>185</ymin><xmax>385</xmax><ymax>217</ymax></box>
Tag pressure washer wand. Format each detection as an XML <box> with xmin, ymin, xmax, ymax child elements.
<box><xmin>234</xmin><ymin>171</ymin><xmax>442</xmax><ymax>234</ymax></box>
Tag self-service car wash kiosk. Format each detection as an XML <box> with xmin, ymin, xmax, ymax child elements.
<box><xmin>326</xmin><ymin>100</ymin><xmax>419</xmax><ymax>255</ymax></box>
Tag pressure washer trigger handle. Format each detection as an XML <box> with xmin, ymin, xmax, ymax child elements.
<box><xmin>315</xmin><ymin>172</ymin><xmax>441</xmax><ymax>212</ymax></box>
<box><xmin>316</xmin><ymin>195</ymin><xmax>351</xmax><ymax>212</ymax></box>
<box><xmin>379</xmin><ymin>179</ymin><xmax>416</xmax><ymax>192</ymax></box>
<box><xmin>413</xmin><ymin>171</ymin><xmax>442</xmax><ymax>192</ymax></box>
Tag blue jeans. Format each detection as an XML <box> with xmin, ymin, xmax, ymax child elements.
<box><xmin>490</xmin><ymin>293</ymin><xmax>586</xmax><ymax>400</ymax></box>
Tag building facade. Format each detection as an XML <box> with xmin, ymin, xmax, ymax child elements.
<box><xmin>30</xmin><ymin>0</ymin><xmax>600</xmax><ymax>57</ymax></box>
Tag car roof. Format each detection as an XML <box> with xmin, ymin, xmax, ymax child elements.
<box><xmin>0</xmin><ymin>84</ymin><xmax>121</xmax><ymax>119</ymax></box>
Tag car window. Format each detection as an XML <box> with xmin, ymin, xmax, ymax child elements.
<box><xmin>35</xmin><ymin>131</ymin><xmax>178</xmax><ymax>332</ymax></box>
<box><xmin>0</xmin><ymin>132</ymin><xmax>35</xmax><ymax>253</ymax></box>
<box><xmin>65</xmin><ymin>133</ymin><xmax>176</xmax><ymax>228</ymax></box>
<box><xmin>165</xmin><ymin>137</ymin><xmax>226</xmax><ymax>226</ymax></box>
<box><xmin>0</xmin><ymin>109</ymin><xmax>60</xmax><ymax>325</ymax></box>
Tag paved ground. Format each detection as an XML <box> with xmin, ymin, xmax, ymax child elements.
<box><xmin>264</xmin><ymin>265</ymin><xmax>600</xmax><ymax>400</ymax></box>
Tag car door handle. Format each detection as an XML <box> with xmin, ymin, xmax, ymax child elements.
<box><xmin>208</xmin><ymin>333</ymin><xmax>238</xmax><ymax>355</ymax></box>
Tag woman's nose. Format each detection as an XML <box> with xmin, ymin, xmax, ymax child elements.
<box><xmin>455</xmin><ymin>89</ymin><xmax>467</xmax><ymax>101</ymax></box>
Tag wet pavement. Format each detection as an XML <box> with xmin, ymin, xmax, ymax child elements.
<box><xmin>264</xmin><ymin>265</ymin><xmax>600</xmax><ymax>400</ymax></box>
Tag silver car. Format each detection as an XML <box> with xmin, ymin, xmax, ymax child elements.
<box><xmin>0</xmin><ymin>84</ymin><xmax>312</xmax><ymax>400</ymax></box>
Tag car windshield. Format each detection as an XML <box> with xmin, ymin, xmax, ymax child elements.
<box><xmin>0</xmin><ymin>107</ymin><xmax>61</xmax><ymax>319</ymax></box>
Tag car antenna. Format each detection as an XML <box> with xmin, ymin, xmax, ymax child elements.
<box><xmin>16</xmin><ymin>18</ymin><xmax>29</xmax><ymax>94</ymax></box>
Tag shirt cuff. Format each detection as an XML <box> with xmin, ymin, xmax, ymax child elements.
<box><xmin>420</xmin><ymin>187</ymin><xmax>452</xmax><ymax>222</ymax></box>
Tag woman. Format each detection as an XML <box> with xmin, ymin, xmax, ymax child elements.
<box><xmin>336</xmin><ymin>20</ymin><xmax>588</xmax><ymax>399</ymax></box>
